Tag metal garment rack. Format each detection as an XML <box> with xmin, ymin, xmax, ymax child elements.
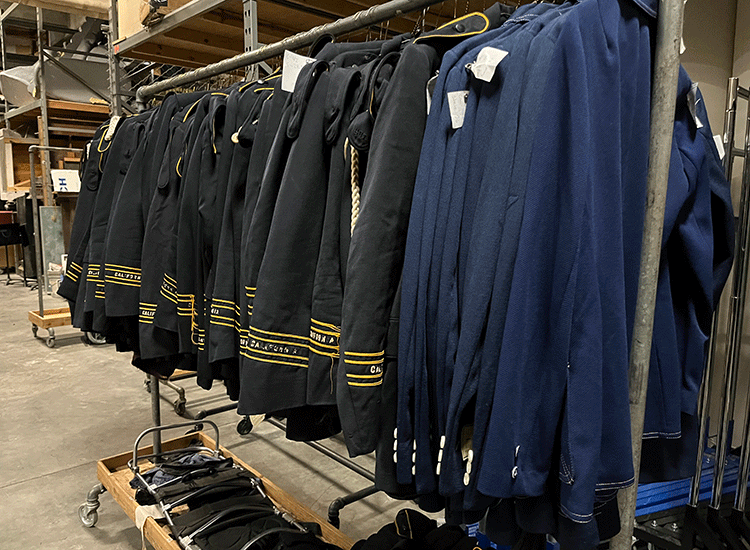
<box><xmin>116</xmin><ymin>0</ymin><xmax>687</xmax><ymax>542</ymax></box>
<box><xmin>113</xmin><ymin>0</ymin><xmax>453</xmax><ymax>527</ymax></box>
<box><xmin>27</xmin><ymin>144</ymin><xmax>83</xmax><ymax>347</ymax></box>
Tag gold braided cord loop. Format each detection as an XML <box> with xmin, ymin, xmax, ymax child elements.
<box><xmin>350</xmin><ymin>142</ymin><xmax>361</xmax><ymax>236</ymax></box>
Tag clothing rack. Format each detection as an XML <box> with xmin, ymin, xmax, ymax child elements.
<box><xmin>117</xmin><ymin>0</ymin><xmax>688</xmax><ymax>545</ymax></box>
<box><xmin>27</xmin><ymin>144</ymin><xmax>82</xmax><ymax>347</ymax></box>
<box><xmin>632</xmin><ymin>74</ymin><xmax>750</xmax><ymax>550</ymax></box>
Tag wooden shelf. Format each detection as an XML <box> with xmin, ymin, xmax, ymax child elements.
<box><xmin>5</xmin><ymin>99</ymin><xmax>109</xmax><ymax>135</ymax></box>
<box><xmin>97</xmin><ymin>431</ymin><xmax>355</xmax><ymax>550</ymax></box>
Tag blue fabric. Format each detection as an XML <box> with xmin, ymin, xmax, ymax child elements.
<box><xmin>476</xmin><ymin>0</ymin><xmax>654</xmax><ymax>524</ymax></box>
<box><xmin>439</xmin><ymin>4</ymin><xmax>574</xmax><ymax>507</ymax></box>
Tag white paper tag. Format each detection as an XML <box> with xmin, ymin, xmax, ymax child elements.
<box><xmin>680</xmin><ymin>37</ymin><xmax>686</xmax><ymax>55</ymax></box>
<box><xmin>281</xmin><ymin>50</ymin><xmax>315</xmax><ymax>93</ymax></box>
<box><xmin>714</xmin><ymin>135</ymin><xmax>726</xmax><ymax>160</ymax></box>
<box><xmin>470</xmin><ymin>46</ymin><xmax>509</xmax><ymax>82</ymax></box>
<box><xmin>104</xmin><ymin>115</ymin><xmax>121</xmax><ymax>141</ymax></box>
<box><xmin>687</xmin><ymin>82</ymin><xmax>704</xmax><ymax>129</ymax></box>
<box><xmin>426</xmin><ymin>72</ymin><xmax>439</xmax><ymax>115</ymax></box>
<box><xmin>447</xmin><ymin>90</ymin><xmax>469</xmax><ymax>130</ymax></box>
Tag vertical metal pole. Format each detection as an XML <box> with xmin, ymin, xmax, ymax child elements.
<box><xmin>28</xmin><ymin>150</ymin><xmax>44</xmax><ymax>317</ymax></box>
<box><xmin>107</xmin><ymin>0</ymin><xmax>122</xmax><ymax>116</ymax></box>
<box><xmin>150</xmin><ymin>375</ymin><xmax>162</xmax><ymax>456</ymax></box>
<box><xmin>243</xmin><ymin>0</ymin><xmax>259</xmax><ymax>82</ymax></box>
<box><xmin>36</xmin><ymin>8</ymin><xmax>51</xmax><ymax>210</ymax></box>
<box><xmin>610</xmin><ymin>0</ymin><xmax>685</xmax><ymax>547</ymax></box>
<box><xmin>688</xmin><ymin>77</ymin><xmax>740</xmax><ymax>507</ymax></box>
<box><xmin>1</xmin><ymin>19</ymin><xmax>9</xmax><ymax>130</ymax></box>
<box><xmin>711</xmin><ymin>91</ymin><xmax>750</xmax><ymax>511</ymax></box>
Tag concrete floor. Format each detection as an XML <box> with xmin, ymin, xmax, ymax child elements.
<box><xmin>0</xmin><ymin>276</ymin><xmax>415</xmax><ymax>549</ymax></box>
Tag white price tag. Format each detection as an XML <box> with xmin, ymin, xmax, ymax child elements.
<box><xmin>426</xmin><ymin>72</ymin><xmax>439</xmax><ymax>115</ymax></box>
<box><xmin>447</xmin><ymin>90</ymin><xmax>469</xmax><ymax>130</ymax></box>
<box><xmin>470</xmin><ymin>46</ymin><xmax>508</xmax><ymax>82</ymax></box>
<box><xmin>687</xmin><ymin>82</ymin><xmax>704</xmax><ymax>129</ymax></box>
<box><xmin>714</xmin><ymin>135</ymin><xmax>726</xmax><ymax>160</ymax></box>
<box><xmin>281</xmin><ymin>50</ymin><xmax>315</xmax><ymax>93</ymax></box>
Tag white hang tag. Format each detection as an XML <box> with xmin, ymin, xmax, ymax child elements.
<box><xmin>426</xmin><ymin>72</ymin><xmax>439</xmax><ymax>115</ymax></box>
<box><xmin>470</xmin><ymin>46</ymin><xmax>509</xmax><ymax>82</ymax></box>
<box><xmin>687</xmin><ymin>82</ymin><xmax>704</xmax><ymax>129</ymax></box>
<box><xmin>447</xmin><ymin>90</ymin><xmax>469</xmax><ymax>130</ymax></box>
<box><xmin>714</xmin><ymin>135</ymin><xmax>726</xmax><ymax>160</ymax></box>
<box><xmin>104</xmin><ymin>115</ymin><xmax>121</xmax><ymax>141</ymax></box>
<box><xmin>281</xmin><ymin>50</ymin><xmax>315</xmax><ymax>93</ymax></box>
<box><xmin>680</xmin><ymin>37</ymin><xmax>686</xmax><ymax>55</ymax></box>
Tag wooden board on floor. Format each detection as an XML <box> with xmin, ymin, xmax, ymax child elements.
<box><xmin>97</xmin><ymin>432</ymin><xmax>355</xmax><ymax>550</ymax></box>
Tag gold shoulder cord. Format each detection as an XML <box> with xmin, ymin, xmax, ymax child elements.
<box><xmin>345</xmin><ymin>137</ymin><xmax>361</xmax><ymax>236</ymax></box>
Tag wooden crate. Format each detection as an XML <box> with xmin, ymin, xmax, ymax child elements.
<box><xmin>28</xmin><ymin>307</ymin><xmax>71</xmax><ymax>329</ymax></box>
<box><xmin>97</xmin><ymin>432</ymin><xmax>355</xmax><ymax>550</ymax></box>
<box><xmin>0</xmin><ymin>136</ymin><xmax>40</xmax><ymax>193</ymax></box>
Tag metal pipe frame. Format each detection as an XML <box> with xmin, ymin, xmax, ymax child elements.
<box><xmin>28</xmin><ymin>150</ymin><xmax>44</xmax><ymax>317</ymax></box>
<box><xmin>135</xmin><ymin>0</ymin><xmax>447</xmax><ymax>106</ymax></box>
<box><xmin>106</xmin><ymin>0</ymin><xmax>123</xmax><ymax>116</ymax></box>
<box><xmin>151</xmin><ymin>375</ymin><xmax>162</xmax><ymax>457</ymax></box>
<box><xmin>327</xmin><ymin>485</ymin><xmax>378</xmax><ymax>528</ymax></box>
<box><xmin>27</xmin><ymin>145</ymin><xmax>83</xmax><ymax>317</ymax></box>
<box><xmin>264</xmin><ymin>417</ymin><xmax>375</xmax><ymax>483</ymax></box>
<box><xmin>1</xmin><ymin>19</ymin><xmax>8</xmax><ymax>128</ymax></box>
<box><xmin>689</xmin><ymin>77</ymin><xmax>741</xmax><ymax>508</ymax></box>
<box><xmin>711</xmin><ymin>83</ymin><xmax>750</xmax><ymax>511</ymax></box>
<box><xmin>40</xmin><ymin>49</ymin><xmax>112</xmax><ymax>106</ymax></box>
<box><xmin>36</xmin><ymin>7</ymin><xmax>51</xmax><ymax>215</ymax></box>
<box><xmin>609</xmin><ymin>0</ymin><xmax>686</xmax><ymax>546</ymax></box>
<box><xmin>243</xmin><ymin>0</ymin><xmax>259</xmax><ymax>82</ymax></box>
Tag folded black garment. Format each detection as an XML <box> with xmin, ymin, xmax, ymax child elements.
<box><xmin>353</xmin><ymin>509</ymin><xmax>481</xmax><ymax>550</ymax></box>
<box><xmin>191</xmin><ymin>513</ymin><xmax>291</xmax><ymax>550</ymax></box>
<box><xmin>136</xmin><ymin>468</ymin><xmax>258</xmax><ymax>507</ymax></box>
<box><xmin>352</xmin><ymin>509</ymin><xmax>437</xmax><ymax>550</ymax></box>
<box><xmin>170</xmin><ymin>494</ymin><xmax>276</xmax><ymax>539</ymax></box>
<box><xmin>130</xmin><ymin>450</ymin><xmax>234</xmax><ymax>490</ymax></box>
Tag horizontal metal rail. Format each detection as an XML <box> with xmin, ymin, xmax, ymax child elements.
<box><xmin>135</xmin><ymin>0</ymin><xmax>446</xmax><ymax>105</ymax></box>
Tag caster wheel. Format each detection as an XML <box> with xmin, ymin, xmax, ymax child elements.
<box><xmin>31</xmin><ymin>325</ymin><xmax>38</xmax><ymax>337</ymax></box>
<box><xmin>46</xmin><ymin>337</ymin><xmax>55</xmax><ymax>348</ymax></box>
<box><xmin>85</xmin><ymin>332</ymin><xmax>107</xmax><ymax>345</ymax></box>
<box><xmin>78</xmin><ymin>504</ymin><xmax>98</xmax><ymax>527</ymax></box>
<box><xmin>237</xmin><ymin>417</ymin><xmax>254</xmax><ymax>435</ymax></box>
<box><xmin>173</xmin><ymin>400</ymin><xmax>186</xmax><ymax>416</ymax></box>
